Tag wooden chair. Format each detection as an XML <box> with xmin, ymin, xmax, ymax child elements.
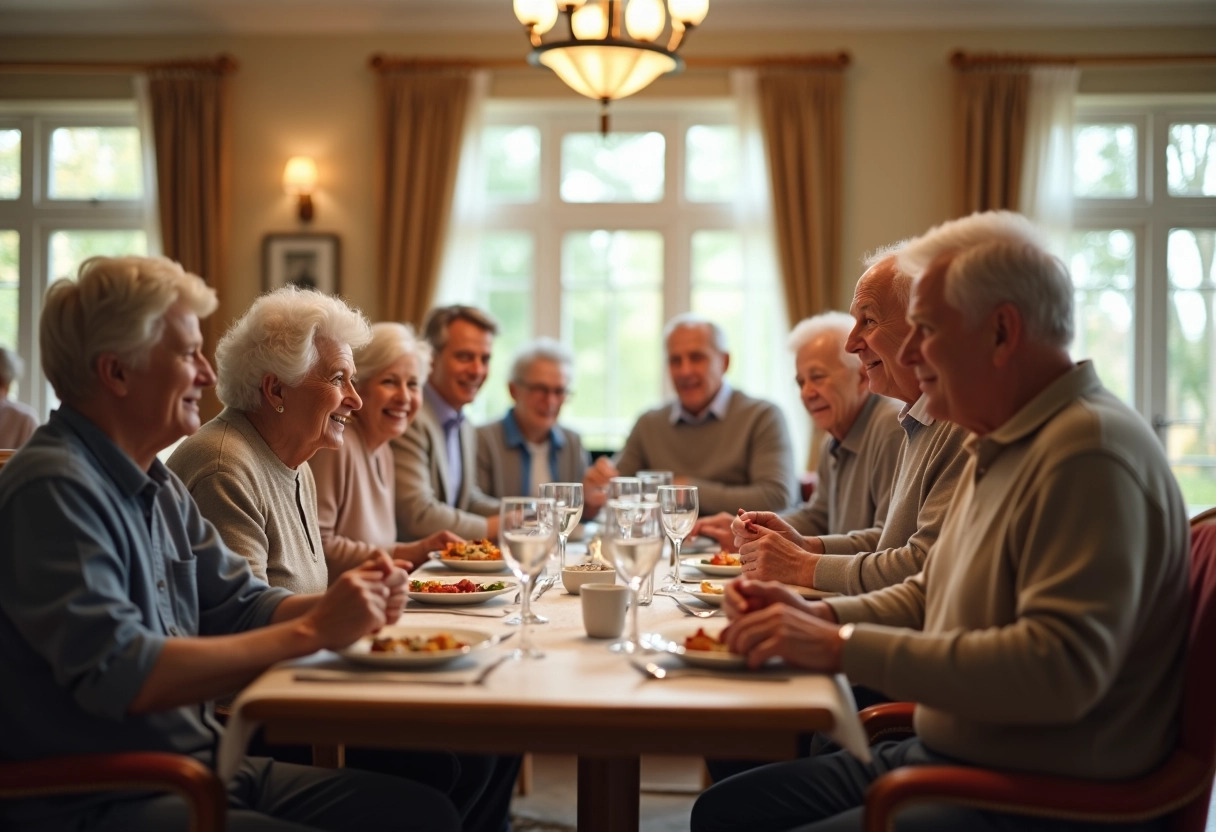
<box><xmin>857</xmin><ymin>510</ymin><xmax>1216</xmax><ymax>832</ymax></box>
<box><xmin>0</xmin><ymin>752</ymin><xmax>226</xmax><ymax>832</ymax></box>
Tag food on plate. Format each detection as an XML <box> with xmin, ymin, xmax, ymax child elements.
<box><xmin>703</xmin><ymin>552</ymin><xmax>741</xmax><ymax>566</ymax></box>
<box><xmin>370</xmin><ymin>632</ymin><xmax>468</xmax><ymax>653</ymax></box>
<box><xmin>564</xmin><ymin>562</ymin><xmax>614</xmax><ymax>573</ymax></box>
<box><xmin>409</xmin><ymin>579</ymin><xmax>507</xmax><ymax>594</ymax></box>
<box><xmin>683</xmin><ymin>627</ymin><xmax>730</xmax><ymax>653</ymax></box>
<box><xmin>441</xmin><ymin>539</ymin><xmax>502</xmax><ymax>561</ymax></box>
<box><xmin>699</xmin><ymin>581</ymin><xmax>725</xmax><ymax>595</ymax></box>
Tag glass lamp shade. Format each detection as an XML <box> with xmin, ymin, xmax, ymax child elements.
<box><xmin>514</xmin><ymin>0</ymin><xmax>559</xmax><ymax>34</ymax></box>
<box><xmin>282</xmin><ymin>156</ymin><xmax>317</xmax><ymax>196</ymax></box>
<box><xmin>570</xmin><ymin>1</ymin><xmax>609</xmax><ymax>39</ymax></box>
<box><xmin>536</xmin><ymin>43</ymin><xmax>679</xmax><ymax>101</ymax></box>
<box><xmin>668</xmin><ymin>0</ymin><xmax>709</xmax><ymax>25</ymax></box>
<box><xmin>625</xmin><ymin>0</ymin><xmax>665</xmax><ymax>42</ymax></box>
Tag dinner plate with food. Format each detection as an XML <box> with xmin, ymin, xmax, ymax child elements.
<box><xmin>406</xmin><ymin>578</ymin><xmax>517</xmax><ymax>606</ymax></box>
<box><xmin>647</xmin><ymin>624</ymin><xmax>747</xmax><ymax>669</ymax></box>
<box><xmin>428</xmin><ymin>539</ymin><xmax>509</xmax><ymax>573</ymax></box>
<box><xmin>338</xmin><ymin>626</ymin><xmax>496</xmax><ymax>668</ymax></box>
<box><xmin>688</xmin><ymin>580</ymin><xmax>726</xmax><ymax>606</ymax></box>
<box><xmin>683</xmin><ymin>552</ymin><xmax>742</xmax><ymax>577</ymax></box>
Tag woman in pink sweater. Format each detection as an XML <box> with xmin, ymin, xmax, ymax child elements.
<box><xmin>311</xmin><ymin>322</ymin><xmax>460</xmax><ymax>577</ymax></box>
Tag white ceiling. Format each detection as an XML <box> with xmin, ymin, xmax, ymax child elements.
<box><xmin>2</xmin><ymin>0</ymin><xmax>1215</xmax><ymax>36</ymax></box>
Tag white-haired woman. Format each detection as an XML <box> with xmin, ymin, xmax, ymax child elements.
<box><xmin>167</xmin><ymin>286</ymin><xmax>371</xmax><ymax>593</ymax></box>
<box><xmin>310</xmin><ymin>322</ymin><xmax>461</xmax><ymax>575</ymax></box>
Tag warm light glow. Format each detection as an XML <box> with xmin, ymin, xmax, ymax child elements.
<box><xmin>571</xmin><ymin>1</ymin><xmax>609</xmax><ymax>39</ymax></box>
<box><xmin>514</xmin><ymin>0</ymin><xmax>559</xmax><ymax>35</ymax></box>
<box><xmin>668</xmin><ymin>0</ymin><xmax>709</xmax><ymax>26</ymax></box>
<box><xmin>538</xmin><ymin>45</ymin><xmax>677</xmax><ymax>101</ymax></box>
<box><xmin>282</xmin><ymin>156</ymin><xmax>317</xmax><ymax>195</ymax></box>
<box><xmin>624</xmin><ymin>0</ymin><xmax>665</xmax><ymax>42</ymax></box>
<box><xmin>558</xmin><ymin>0</ymin><xmax>587</xmax><ymax>9</ymax></box>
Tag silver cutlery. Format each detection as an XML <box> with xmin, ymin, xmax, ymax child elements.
<box><xmin>296</xmin><ymin>654</ymin><xmax>512</xmax><ymax>686</ymax></box>
<box><xmin>399</xmin><ymin>607</ymin><xmax>511</xmax><ymax>618</ymax></box>
<box><xmin>629</xmin><ymin>660</ymin><xmax>790</xmax><ymax>683</ymax></box>
<box><xmin>532</xmin><ymin>575</ymin><xmax>557</xmax><ymax>602</ymax></box>
<box><xmin>664</xmin><ymin>594</ymin><xmax>722</xmax><ymax>619</ymax></box>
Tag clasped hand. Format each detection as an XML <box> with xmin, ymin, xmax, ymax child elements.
<box><xmin>308</xmin><ymin>552</ymin><xmax>409</xmax><ymax>650</ymax></box>
<box><xmin>730</xmin><ymin>510</ymin><xmax>820</xmax><ymax>586</ymax></box>
<box><xmin>721</xmin><ymin>578</ymin><xmax>843</xmax><ymax>672</ymax></box>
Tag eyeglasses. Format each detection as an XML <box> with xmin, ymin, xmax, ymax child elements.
<box><xmin>518</xmin><ymin>382</ymin><xmax>571</xmax><ymax>400</ymax></box>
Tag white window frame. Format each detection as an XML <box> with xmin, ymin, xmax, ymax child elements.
<box><xmin>0</xmin><ymin>101</ymin><xmax>149</xmax><ymax>417</ymax></box>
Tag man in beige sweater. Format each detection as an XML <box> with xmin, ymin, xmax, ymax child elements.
<box><xmin>692</xmin><ymin>211</ymin><xmax>1189</xmax><ymax>832</ymax></box>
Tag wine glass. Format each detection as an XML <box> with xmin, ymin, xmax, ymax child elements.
<box><xmin>636</xmin><ymin>472</ymin><xmax>672</xmax><ymax>603</ymax></box>
<box><xmin>540</xmin><ymin>482</ymin><xmax>583</xmax><ymax>573</ymax></box>
<box><xmin>658</xmin><ymin>485</ymin><xmax>699</xmax><ymax>593</ymax></box>
<box><xmin>602</xmin><ymin>499</ymin><xmax>663</xmax><ymax>654</ymax></box>
<box><xmin>499</xmin><ymin>497</ymin><xmax>557</xmax><ymax>660</ymax></box>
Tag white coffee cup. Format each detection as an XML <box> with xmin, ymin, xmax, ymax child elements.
<box><xmin>581</xmin><ymin>583</ymin><xmax>629</xmax><ymax>639</ymax></box>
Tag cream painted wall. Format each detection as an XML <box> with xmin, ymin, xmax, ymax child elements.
<box><xmin>2</xmin><ymin>26</ymin><xmax>1214</xmax><ymax>331</ymax></box>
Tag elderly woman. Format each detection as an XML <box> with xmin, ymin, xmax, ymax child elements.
<box><xmin>167</xmin><ymin>290</ymin><xmax>516</xmax><ymax>832</ymax></box>
<box><xmin>310</xmin><ymin>322</ymin><xmax>460</xmax><ymax>576</ymax></box>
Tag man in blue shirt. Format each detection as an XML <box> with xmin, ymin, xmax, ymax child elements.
<box><xmin>0</xmin><ymin>255</ymin><xmax>459</xmax><ymax>832</ymax></box>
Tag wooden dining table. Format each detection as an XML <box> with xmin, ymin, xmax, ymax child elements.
<box><xmin>219</xmin><ymin>554</ymin><xmax>869</xmax><ymax>832</ymax></box>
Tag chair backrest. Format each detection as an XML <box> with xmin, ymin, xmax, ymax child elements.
<box><xmin>1174</xmin><ymin>515</ymin><xmax>1216</xmax><ymax>831</ymax></box>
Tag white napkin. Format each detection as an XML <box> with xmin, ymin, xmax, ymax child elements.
<box><xmin>825</xmin><ymin>674</ymin><xmax>872</xmax><ymax>763</ymax></box>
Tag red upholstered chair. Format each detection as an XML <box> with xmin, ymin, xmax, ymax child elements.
<box><xmin>857</xmin><ymin>511</ymin><xmax>1216</xmax><ymax>832</ymax></box>
<box><xmin>0</xmin><ymin>751</ymin><xmax>226</xmax><ymax>831</ymax></box>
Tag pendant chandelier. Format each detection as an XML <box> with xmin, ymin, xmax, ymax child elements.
<box><xmin>512</xmin><ymin>0</ymin><xmax>710</xmax><ymax>132</ymax></box>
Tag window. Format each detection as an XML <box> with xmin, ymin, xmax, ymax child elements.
<box><xmin>0</xmin><ymin>102</ymin><xmax>151</xmax><ymax>412</ymax></box>
<box><xmin>438</xmin><ymin>101</ymin><xmax>801</xmax><ymax>462</ymax></box>
<box><xmin>1071</xmin><ymin>98</ymin><xmax>1216</xmax><ymax>511</ymax></box>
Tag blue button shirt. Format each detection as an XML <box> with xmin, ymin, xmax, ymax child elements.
<box><xmin>500</xmin><ymin>408</ymin><xmax>567</xmax><ymax>495</ymax></box>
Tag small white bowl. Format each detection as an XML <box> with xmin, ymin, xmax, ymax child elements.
<box><xmin>561</xmin><ymin>565</ymin><xmax>618</xmax><ymax>595</ymax></box>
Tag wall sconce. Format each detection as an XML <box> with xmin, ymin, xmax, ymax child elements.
<box><xmin>282</xmin><ymin>156</ymin><xmax>317</xmax><ymax>222</ymax></box>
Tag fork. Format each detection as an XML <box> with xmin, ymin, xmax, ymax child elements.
<box><xmin>666</xmin><ymin>594</ymin><xmax>722</xmax><ymax>619</ymax></box>
<box><xmin>532</xmin><ymin>575</ymin><xmax>557</xmax><ymax>601</ymax></box>
<box><xmin>629</xmin><ymin>660</ymin><xmax>790</xmax><ymax>683</ymax></box>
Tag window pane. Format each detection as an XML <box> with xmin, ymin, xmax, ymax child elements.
<box><xmin>48</xmin><ymin>230</ymin><xmax>148</xmax><ymax>283</ymax></box>
<box><xmin>1068</xmin><ymin>229</ymin><xmax>1135</xmax><ymax>402</ymax></box>
<box><xmin>471</xmin><ymin>232</ymin><xmax>534</xmax><ymax>425</ymax></box>
<box><xmin>1073</xmin><ymin>124</ymin><xmax>1137</xmax><ymax>198</ymax></box>
<box><xmin>0</xmin><ymin>230</ymin><xmax>18</xmax><ymax>354</ymax></box>
<box><xmin>483</xmin><ymin>125</ymin><xmax>540</xmax><ymax>202</ymax></box>
<box><xmin>1165</xmin><ymin>228</ymin><xmax>1216</xmax><ymax>509</ymax></box>
<box><xmin>1167</xmin><ymin>123</ymin><xmax>1216</xmax><ymax>197</ymax></box>
<box><xmin>561</xmin><ymin>132</ymin><xmax>664</xmax><ymax>203</ymax></box>
<box><xmin>562</xmin><ymin>230</ymin><xmax>663</xmax><ymax>447</ymax></box>
<box><xmin>685</xmin><ymin>125</ymin><xmax>738</xmax><ymax>202</ymax></box>
<box><xmin>0</xmin><ymin>130</ymin><xmax>19</xmax><ymax>199</ymax></box>
<box><xmin>48</xmin><ymin>127</ymin><xmax>143</xmax><ymax>200</ymax></box>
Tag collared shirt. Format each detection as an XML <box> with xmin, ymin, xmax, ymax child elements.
<box><xmin>425</xmin><ymin>383</ymin><xmax>464</xmax><ymax>505</ymax></box>
<box><xmin>897</xmin><ymin>393</ymin><xmax>935</xmax><ymax>439</ymax></box>
<box><xmin>501</xmin><ymin>408</ymin><xmax>567</xmax><ymax>496</ymax></box>
<box><xmin>669</xmin><ymin>380</ymin><xmax>733</xmax><ymax>426</ymax></box>
<box><xmin>0</xmin><ymin>406</ymin><xmax>289</xmax><ymax>826</ymax></box>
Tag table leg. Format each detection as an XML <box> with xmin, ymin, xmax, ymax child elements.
<box><xmin>577</xmin><ymin>755</ymin><xmax>641</xmax><ymax>832</ymax></box>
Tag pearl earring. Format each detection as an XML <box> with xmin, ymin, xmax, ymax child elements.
<box><xmin>276</xmin><ymin>405</ymin><xmax>284</xmax><ymax>413</ymax></box>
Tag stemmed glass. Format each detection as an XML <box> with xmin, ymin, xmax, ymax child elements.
<box><xmin>499</xmin><ymin>497</ymin><xmax>557</xmax><ymax>660</ymax></box>
<box><xmin>602</xmin><ymin>500</ymin><xmax>664</xmax><ymax>654</ymax></box>
<box><xmin>540</xmin><ymin>482</ymin><xmax>583</xmax><ymax>572</ymax></box>
<box><xmin>636</xmin><ymin>471</ymin><xmax>672</xmax><ymax>603</ymax></box>
<box><xmin>658</xmin><ymin>485</ymin><xmax>699</xmax><ymax>593</ymax></box>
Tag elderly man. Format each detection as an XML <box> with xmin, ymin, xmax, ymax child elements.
<box><xmin>693</xmin><ymin>212</ymin><xmax>1189</xmax><ymax>832</ymax></box>
<box><xmin>585</xmin><ymin>313</ymin><xmax>797</xmax><ymax>517</ymax></box>
<box><xmin>477</xmin><ymin>336</ymin><xmax>590</xmax><ymax>498</ymax></box>
<box><xmin>0</xmin><ymin>256</ymin><xmax>458</xmax><ymax>832</ymax></box>
<box><xmin>694</xmin><ymin>312</ymin><xmax>903</xmax><ymax>548</ymax></box>
<box><xmin>0</xmin><ymin>346</ymin><xmax>38</xmax><ymax>448</ymax></box>
<box><xmin>730</xmin><ymin>253</ymin><xmax>970</xmax><ymax>595</ymax></box>
<box><xmin>393</xmin><ymin>305</ymin><xmax>501</xmax><ymax>540</ymax></box>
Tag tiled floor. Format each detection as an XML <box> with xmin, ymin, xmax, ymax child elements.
<box><xmin>511</xmin><ymin>753</ymin><xmax>702</xmax><ymax>832</ymax></box>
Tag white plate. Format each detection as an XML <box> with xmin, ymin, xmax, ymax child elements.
<box><xmin>688</xmin><ymin>585</ymin><xmax>725</xmax><ymax>606</ymax></box>
<box><xmin>788</xmin><ymin>584</ymin><xmax>839</xmax><ymax>600</ymax></box>
<box><xmin>338</xmin><ymin>626</ymin><xmax>496</xmax><ymax>668</ymax></box>
<box><xmin>406</xmin><ymin>578</ymin><xmax>517</xmax><ymax>606</ymax></box>
<box><xmin>427</xmin><ymin>551</ymin><xmax>510</xmax><ymax>573</ymax></box>
<box><xmin>683</xmin><ymin>556</ymin><xmax>742</xmax><ymax>577</ymax></box>
<box><xmin>647</xmin><ymin>623</ymin><xmax>747</xmax><ymax>670</ymax></box>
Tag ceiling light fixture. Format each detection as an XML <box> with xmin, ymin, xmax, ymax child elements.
<box><xmin>513</xmin><ymin>0</ymin><xmax>709</xmax><ymax>133</ymax></box>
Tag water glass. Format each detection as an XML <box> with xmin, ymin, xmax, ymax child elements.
<box><xmin>602</xmin><ymin>500</ymin><xmax>664</xmax><ymax>654</ymax></box>
<box><xmin>540</xmin><ymin>482</ymin><xmax>583</xmax><ymax>573</ymax></box>
<box><xmin>499</xmin><ymin>497</ymin><xmax>557</xmax><ymax>660</ymax></box>
<box><xmin>658</xmin><ymin>485</ymin><xmax>699</xmax><ymax>593</ymax></box>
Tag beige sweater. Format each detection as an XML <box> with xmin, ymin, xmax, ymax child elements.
<box><xmin>167</xmin><ymin>408</ymin><xmax>327</xmax><ymax>594</ymax></box>
<box><xmin>829</xmin><ymin>363</ymin><xmax>1189</xmax><ymax>780</ymax></box>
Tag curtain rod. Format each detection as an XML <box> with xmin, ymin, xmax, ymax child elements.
<box><xmin>0</xmin><ymin>54</ymin><xmax>238</xmax><ymax>75</ymax></box>
<box><xmin>952</xmin><ymin>49</ymin><xmax>1216</xmax><ymax>69</ymax></box>
<box><xmin>368</xmin><ymin>52</ymin><xmax>850</xmax><ymax>73</ymax></box>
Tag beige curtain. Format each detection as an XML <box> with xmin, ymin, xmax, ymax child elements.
<box><xmin>955</xmin><ymin>67</ymin><xmax>1030</xmax><ymax>215</ymax></box>
<box><xmin>757</xmin><ymin>68</ymin><xmax>845</xmax><ymax>325</ymax></box>
<box><xmin>147</xmin><ymin>58</ymin><xmax>232</xmax><ymax>422</ymax></box>
<box><xmin>374</xmin><ymin>67</ymin><xmax>471</xmax><ymax>326</ymax></box>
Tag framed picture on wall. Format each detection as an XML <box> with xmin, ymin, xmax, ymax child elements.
<box><xmin>262</xmin><ymin>232</ymin><xmax>340</xmax><ymax>295</ymax></box>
